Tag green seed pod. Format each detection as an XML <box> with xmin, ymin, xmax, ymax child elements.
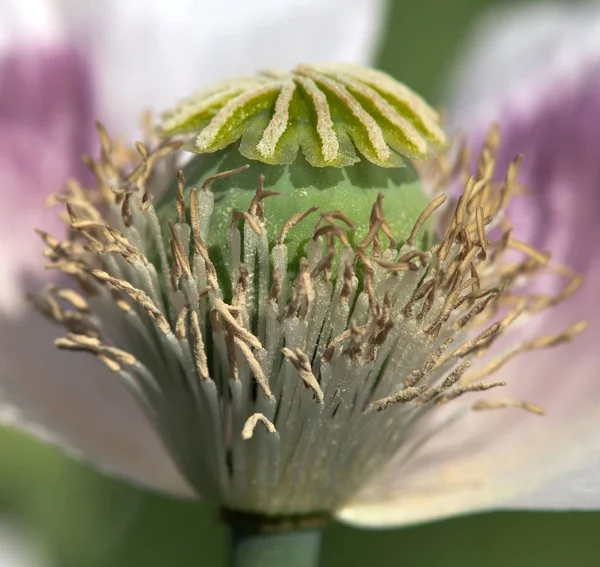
<box><xmin>157</xmin><ymin>64</ymin><xmax>446</xmax><ymax>272</ymax></box>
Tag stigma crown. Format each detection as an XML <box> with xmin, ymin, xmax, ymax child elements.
<box><xmin>160</xmin><ymin>64</ymin><xmax>447</xmax><ymax>168</ymax></box>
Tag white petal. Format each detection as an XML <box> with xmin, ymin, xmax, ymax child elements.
<box><xmin>58</xmin><ymin>0</ymin><xmax>388</xmax><ymax>140</ymax></box>
<box><xmin>338</xmin><ymin>322</ymin><xmax>600</xmax><ymax>527</ymax></box>
<box><xmin>0</xmin><ymin>0</ymin><xmax>385</xmax><ymax>500</ymax></box>
<box><xmin>0</xmin><ymin>522</ymin><xmax>48</xmax><ymax>567</ymax></box>
<box><xmin>445</xmin><ymin>2</ymin><xmax>600</xmax><ymax>130</ymax></box>
<box><xmin>0</xmin><ymin>1</ymin><xmax>82</xmax><ymax>311</ymax></box>
<box><xmin>0</xmin><ymin>0</ymin><xmax>65</xmax><ymax>48</ymax></box>
<box><xmin>337</xmin><ymin>3</ymin><xmax>600</xmax><ymax>527</ymax></box>
<box><xmin>0</xmin><ymin>307</ymin><xmax>195</xmax><ymax>497</ymax></box>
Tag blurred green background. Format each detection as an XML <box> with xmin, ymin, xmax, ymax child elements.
<box><xmin>2</xmin><ymin>0</ymin><xmax>598</xmax><ymax>565</ymax></box>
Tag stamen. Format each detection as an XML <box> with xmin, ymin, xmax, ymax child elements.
<box><xmin>35</xmin><ymin>122</ymin><xmax>584</xmax><ymax>517</ymax></box>
<box><xmin>277</xmin><ymin>206</ymin><xmax>319</xmax><ymax>245</ymax></box>
<box><xmin>242</xmin><ymin>414</ymin><xmax>278</xmax><ymax>440</ymax></box>
<box><xmin>281</xmin><ymin>347</ymin><xmax>324</xmax><ymax>403</ymax></box>
<box><xmin>461</xmin><ymin>321</ymin><xmax>587</xmax><ymax>385</ymax></box>
<box><xmin>435</xmin><ymin>380</ymin><xmax>507</xmax><ymax>405</ymax></box>
<box><xmin>365</xmin><ymin>385</ymin><xmax>428</xmax><ymax>413</ymax></box>
<box><xmin>473</xmin><ymin>399</ymin><xmax>546</xmax><ymax>415</ymax></box>
<box><xmin>406</xmin><ymin>194</ymin><xmax>447</xmax><ymax>246</ymax></box>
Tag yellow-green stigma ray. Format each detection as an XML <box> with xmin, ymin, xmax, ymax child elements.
<box><xmin>160</xmin><ymin>64</ymin><xmax>447</xmax><ymax>167</ymax></box>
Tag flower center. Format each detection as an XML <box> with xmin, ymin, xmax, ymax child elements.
<box><xmin>33</xmin><ymin>124</ymin><xmax>584</xmax><ymax>516</ymax></box>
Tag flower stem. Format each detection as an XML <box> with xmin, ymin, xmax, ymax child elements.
<box><xmin>228</xmin><ymin>527</ymin><xmax>322</xmax><ymax>567</ymax></box>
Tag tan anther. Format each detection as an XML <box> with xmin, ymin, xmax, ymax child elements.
<box><xmin>190</xmin><ymin>229</ymin><xmax>220</xmax><ymax>291</ymax></box>
<box><xmin>319</xmin><ymin>211</ymin><xmax>355</xmax><ymax>231</ymax></box>
<box><xmin>116</xmin><ymin>299</ymin><xmax>131</xmax><ymax>313</ymax></box>
<box><xmin>281</xmin><ymin>258</ymin><xmax>314</xmax><ymax>320</ymax></box>
<box><xmin>213</xmin><ymin>298</ymin><xmax>262</xmax><ymax>350</ymax></box>
<box><xmin>461</xmin><ymin>321</ymin><xmax>587</xmax><ymax>385</ymax></box>
<box><xmin>176</xmin><ymin>170</ymin><xmax>187</xmax><ymax>224</ymax></box>
<box><xmin>340</xmin><ymin>262</ymin><xmax>355</xmax><ymax>301</ymax></box>
<box><xmin>235</xmin><ymin>339</ymin><xmax>273</xmax><ymax>399</ymax></box>
<box><xmin>426</xmin><ymin>249</ymin><xmax>480</xmax><ymax>339</ymax></box>
<box><xmin>248</xmin><ymin>174</ymin><xmax>281</xmax><ymax>220</ymax></box>
<box><xmin>168</xmin><ymin>221</ymin><xmax>193</xmax><ymax>279</ymax></box>
<box><xmin>96</xmin><ymin>120</ymin><xmax>113</xmax><ymax>158</ymax></box>
<box><xmin>55</xmin><ymin>333</ymin><xmax>136</xmax><ymax>373</ymax></box>
<box><xmin>403</xmin><ymin>277</ymin><xmax>436</xmax><ymax>318</ymax></box>
<box><xmin>54</xmin><ymin>288</ymin><xmax>90</xmax><ymax>312</ymax></box>
<box><xmin>358</xmin><ymin>217</ymin><xmax>384</xmax><ymax>251</ymax></box>
<box><xmin>175</xmin><ymin>307</ymin><xmax>189</xmax><ymax>339</ymax></box>
<box><xmin>242</xmin><ymin>413</ymin><xmax>277</xmax><ymax>440</ymax></box>
<box><xmin>310</xmin><ymin>251</ymin><xmax>336</xmax><ymax>281</ymax></box>
<box><xmin>281</xmin><ymin>347</ymin><xmax>324</xmax><ymax>403</ymax></box>
<box><xmin>90</xmin><ymin>269</ymin><xmax>171</xmax><ymax>335</ymax></box>
<box><xmin>452</xmin><ymin>290</ymin><xmax>499</xmax><ymax>330</ymax></box>
<box><xmin>474</xmin><ymin>206</ymin><xmax>487</xmax><ymax>259</ymax></box>
<box><xmin>278</xmin><ymin>206</ymin><xmax>319</xmax><ymax>245</ymax></box>
<box><xmin>29</xmin><ymin>290</ymin><xmax>63</xmax><ymax>322</ymax></box>
<box><xmin>105</xmin><ymin>226</ymin><xmax>149</xmax><ymax>265</ymax></box>
<box><xmin>407</xmin><ymin>194</ymin><xmax>447</xmax><ymax>247</ymax></box>
<box><xmin>529</xmin><ymin>264</ymin><xmax>584</xmax><ymax>312</ymax></box>
<box><xmin>507</xmin><ymin>238</ymin><xmax>550</xmax><ymax>266</ymax></box>
<box><xmin>231</xmin><ymin>210</ymin><xmax>264</xmax><ymax>236</ymax></box>
<box><xmin>201</xmin><ymin>164</ymin><xmax>250</xmax><ymax>191</ymax></box>
<box><xmin>436</xmin><ymin>379</ymin><xmax>506</xmax><ymax>405</ymax></box>
<box><xmin>120</xmin><ymin>192</ymin><xmax>133</xmax><ymax>227</ymax></box>
<box><xmin>397</xmin><ymin>249</ymin><xmax>429</xmax><ymax>268</ymax></box>
<box><xmin>447</xmin><ymin>322</ymin><xmax>501</xmax><ymax>361</ymax></box>
<box><xmin>190</xmin><ymin>310</ymin><xmax>210</xmax><ymax>381</ymax></box>
<box><xmin>453</xmin><ymin>285</ymin><xmax>499</xmax><ymax>311</ymax></box>
<box><xmin>170</xmin><ymin>240</ymin><xmax>182</xmax><ymax>290</ymax></box>
<box><xmin>366</xmin><ymin>317</ymin><xmax>394</xmax><ymax>361</ymax></box>
<box><xmin>344</xmin><ymin>320</ymin><xmax>368</xmax><ymax>360</ymax></box>
<box><xmin>232</xmin><ymin>265</ymin><xmax>249</xmax><ymax>307</ymax></box>
<box><xmin>404</xmin><ymin>336</ymin><xmax>455</xmax><ymax>387</ymax></box>
<box><xmin>418</xmin><ymin>360</ymin><xmax>473</xmax><ymax>404</ymax></box>
<box><xmin>370</xmin><ymin>193</ymin><xmax>396</xmax><ymax>249</ymax></box>
<box><xmin>357</xmin><ymin>251</ymin><xmax>379</xmax><ymax>316</ymax></box>
<box><xmin>312</xmin><ymin>223</ymin><xmax>350</xmax><ymax>248</ymax></box>
<box><xmin>269</xmin><ymin>268</ymin><xmax>283</xmax><ymax>303</ymax></box>
<box><xmin>472</xmin><ymin>398</ymin><xmax>546</xmax><ymax>415</ymax></box>
<box><xmin>372</xmin><ymin>258</ymin><xmax>414</xmax><ymax>272</ymax></box>
<box><xmin>141</xmin><ymin>190</ymin><xmax>152</xmax><ymax>212</ymax></box>
<box><xmin>415</xmin><ymin>283</ymin><xmax>436</xmax><ymax>324</ymax></box>
<box><xmin>325</xmin><ymin>329</ymin><xmax>352</xmax><ymax>354</ymax></box>
<box><xmin>499</xmin><ymin>154</ymin><xmax>524</xmax><ymax>212</ymax></box>
<box><xmin>365</xmin><ymin>385</ymin><xmax>428</xmax><ymax>413</ymax></box>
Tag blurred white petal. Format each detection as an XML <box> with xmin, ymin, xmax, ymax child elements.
<box><xmin>0</xmin><ymin>45</ymin><xmax>95</xmax><ymax>312</ymax></box>
<box><xmin>0</xmin><ymin>309</ymin><xmax>195</xmax><ymax>496</ymax></box>
<box><xmin>0</xmin><ymin>0</ymin><xmax>65</xmax><ymax>48</ymax></box>
<box><xmin>445</xmin><ymin>1</ymin><xmax>600</xmax><ymax>129</ymax></box>
<box><xmin>58</xmin><ymin>0</ymin><xmax>388</xmax><ymax>140</ymax></box>
<box><xmin>0</xmin><ymin>522</ymin><xmax>48</xmax><ymax>567</ymax></box>
<box><xmin>338</xmin><ymin>283</ymin><xmax>599</xmax><ymax>526</ymax></box>
<box><xmin>0</xmin><ymin>0</ymin><xmax>386</xmax><ymax>493</ymax></box>
<box><xmin>338</xmin><ymin>2</ymin><xmax>600</xmax><ymax>527</ymax></box>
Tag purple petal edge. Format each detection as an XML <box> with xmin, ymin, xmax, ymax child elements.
<box><xmin>0</xmin><ymin>45</ymin><xmax>97</xmax><ymax>308</ymax></box>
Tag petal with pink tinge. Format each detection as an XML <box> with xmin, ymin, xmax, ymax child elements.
<box><xmin>339</xmin><ymin>2</ymin><xmax>600</xmax><ymax>527</ymax></box>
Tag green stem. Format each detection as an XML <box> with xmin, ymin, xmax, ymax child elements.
<box><xmin>228</xmin><ymin>527</ymin><xmax>322</xmax><ymax>567</ymax></box>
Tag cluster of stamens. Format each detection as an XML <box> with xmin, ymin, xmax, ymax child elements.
<box><xmin>33</xmin><ymin>123</ymin><xmax>584</xmax><ymax>516</ymax></box>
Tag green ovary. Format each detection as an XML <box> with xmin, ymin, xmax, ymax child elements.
<box><xmin>156</xmin><ymin>147</ymin><xmax>434</xmax><ymax>276</ymax></box>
